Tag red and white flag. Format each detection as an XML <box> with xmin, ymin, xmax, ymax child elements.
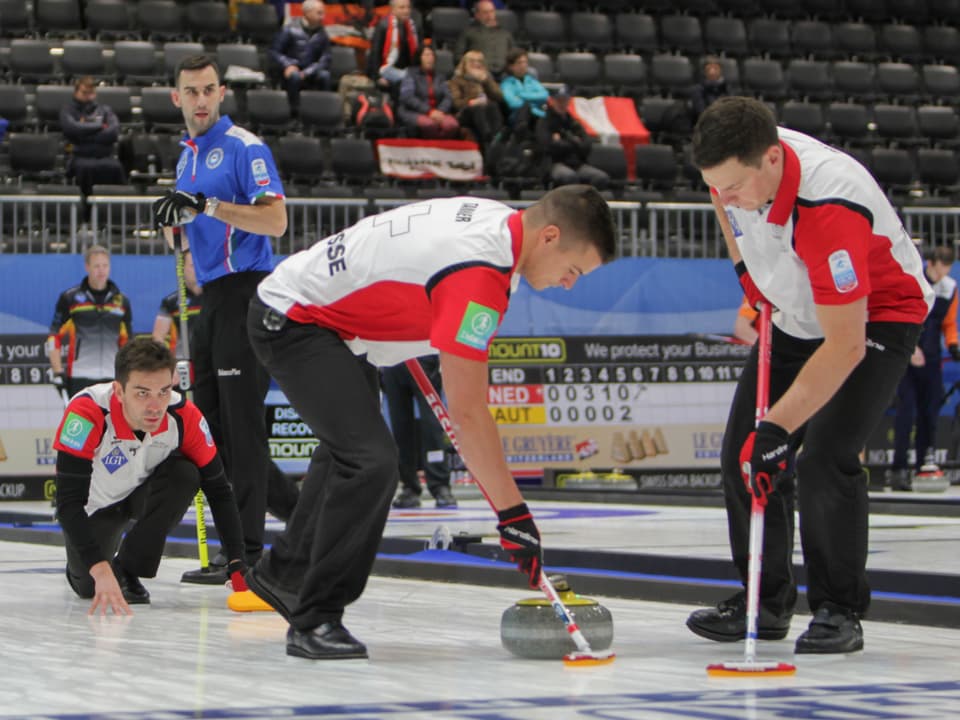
<box><xmin>568</xmin><ymin>96</ymin><xmax>651</xmax><ymax>180</ymax></box>
<box><xmin>376</xmin><ymin>138</ymin><xmax>484</xmax><ymax>181</ymax></box>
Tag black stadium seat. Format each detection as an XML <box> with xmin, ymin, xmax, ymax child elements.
<box><xmin>236</xmin><ymin>2</ymin><xmax>281</xmax><ymax>45</ymax></box>
<box><xmin>659</xmin><ymin>14</ymin><xmax>703</xmax><ymax>56</ymax></box>
<box><xmin>298</xmin><ymin>91</ymin><xmax>345</xmax><ymax>135</ymax></box>
<box><xmin>34</xmin><ymin>0</ymin><xmax>84</xmax><ymax>37</ymax></box>
<box><xmin>569</xmin><ymin>12</ymin><xmax>614</xmax><ymax>53</ymax></box>
<box><xmin>61</xmin><ymin>40</ymin><xmax>108</xmax><ymax>79</ymax></box>
<box><xmin>704</xmin><ymin>17</ymin><xmax>749</xmax><ymax>57</ymax></box>
<box><xmin>185</xmin><ymin>1</ymin><xmax>233</xmax><ymax>43</ymax></box>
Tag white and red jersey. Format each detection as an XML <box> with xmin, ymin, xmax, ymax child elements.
<box><xmin>722</xmin><ymin>127</ymin><xmax>933</xmax><ymax>339</ymax></box>
<box><xmin>53</xmin><ymin>383</ymin><xmax>217</xmax><ymax>515</ymax></box>
<box><xmin>257</xmin><ymin>197</ymin><xmax>523</xmax><ymax>366</ymax></box>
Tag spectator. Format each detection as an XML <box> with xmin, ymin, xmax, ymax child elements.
<box><xmin>382</xmin><ymin>356</ymin><xmax>458</xmax><ymax>509</ymax></box>
<box><xmin>60</xmin><ymin>77</ymin><xmax>126</xmax><ymax>196</ymax></box>
<box><xmin>398</xmin><ymin>44</ymin><xmax>460</xmax><ymax>139</ymax></box>
<box><xmin>367</xmin><ymin>0</ymin><xmax>420</xmax><ymax>92</ymax></box>
<box><xmin>151</xmin><ymin>249</ymin><xmax>202</xmax><ymax>355</ymax></box>
<box><xmin>889</xmin><ymin>245</ymin><xmax>960</xmax><ymax>491</ymax></box>
<box><xmin>48</xmin><ymin>244</ymin><xmax>132</xmax><ymax>400</ymax></box>
<box><xmin>536</xmin><ymin>87</ymin><xmax>609</xmax><ymax>191</ymax></box>
<box><xmin>448</xmin><ymin>50</ymin><xmax>503</xmax><ymax>149</ymax></box>
<box><xmin>269</xmin><ymin>0</ymin><xmax>332</xmax><ymax>112</ymax></box>
<box><xmin>500</xmin><ymin>48</ymin><xmax>548</xmax><ymax>126</ymax></box>
<box><xmin>691</xmin><ymin>56</ymin><xmax>730</xmax><ymax>121</ymax></box>
<box><xmin>454</xmin><ymin>0</ymin><xmax>514</xmax><ymax>78</ymax></box>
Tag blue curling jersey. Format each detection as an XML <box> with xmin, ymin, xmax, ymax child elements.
<box><xmin>175</xmin><ymin>116</ymin><xmax>285</xmax><ymax>285</ymax></box>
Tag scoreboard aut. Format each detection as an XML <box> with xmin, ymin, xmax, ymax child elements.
<box><xmin>487</xmin><ymin>335</ymin><xmax>750</xmax><ymax>489</ymax></box>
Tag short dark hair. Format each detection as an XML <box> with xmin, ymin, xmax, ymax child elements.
<box><xmin>506</xmin><ymin>47</ymin><xmax>528</xmax><ymax>67</ymax></box>
<box><xmin>174</xmin><ymin>54</ymin><xmax>222</xmax><ymax>87</ymax></box>
<box><xmin>928</xmin><ymin>246</ymin><xmax>957</xmax><ymax>265</ymax></box>
<box><xmin>413</xmin><ymin>43</ymin><xmax>436</xmax><ymax>66</ymax></box>
<box><xmin>692</xmin><ymin>96</ymin><xmax>780</xmax><ymax>170</ymax></box>
<box><xmin>74</xmin><ymin>75</ymin><xmax>95</xmax><ymax>90</ymax></box>
<box><xmin>536</xmin><ymin>185</ymin><xmax>616</xmax><ymax>263</ymax></box>
<box><xmin>115</xmin><ymin>338</ymin><xmax>176</xmax><ymax>387</ymax></box>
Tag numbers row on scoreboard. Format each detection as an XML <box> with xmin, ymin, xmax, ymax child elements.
<box><xmin>0</xmin><ymin>365</ymin><xmax>53</xmax><ymax>385</ymax></box>
<box><xmin>489</xmin><ymin>364</ymin><xmax>743</xmax><ymax>385</ymax></box>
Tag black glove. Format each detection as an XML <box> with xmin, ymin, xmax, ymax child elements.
<box><xmin>739</xmin><ymin>420</ymin><xmax>790</xmax><ymax>506</ymax></box>
<box><xmin>950</xmin><ymin>344</ymin><xmax>960</xmax><ymax>362</ymax></box>
<box><xmin>51</xmin><ymin>371</ymin><xmax>67</xmax><ymax>400</ymax></box>
<box><xmin>153</xmin><ymin>190</ymin><xmax>206</xmax><ymax>227</ymax></box>
<box><xmin>496</xmin><ymin>503</ymin><xmax>542</xmax><ymax>589</ymax></box>
<box><xmin>227</xmin><ymin>559</ymin><xmax>248</xmax><ymax>592</ymax></box>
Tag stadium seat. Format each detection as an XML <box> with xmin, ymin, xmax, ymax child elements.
<box><xmin>716</xmin><ymin>0</ymin><xmax>763</xmax><ymax>17</ymax></box>
<box><xmin>114</xmin><ymin>41</ymin><xmax>163</xmax><ymax>85</ymax></box>
<box><xmin>741</xmin><ymin>57</ymin><xmax>787</xmax><ymax>100</ymax></box>
<box><xmin>330</xmin><ymin>137</ymin><xmax>378</xmax><ymax>185</ymax></box>
<box><xmin>140</xmin><ymin>87</ymin><xmax>185</xmax><ymax>131</ymax></box>
<box><xmin>0</xmin><ymin>0</ymin><xmax>33</xmax><ymax>36</ymax></box>
<box><xmin>831</xmin><ymin>60</ymin><xmax>876</xmax><ymax>102</ymax></box>
<box><xmin>435</xmin><ymin>48</ymin><xmax>454</xmax><ymax>78</ymax></box>
<box><xmin>791</xmin><ymin>20</ymin><xmax>836</xmax><ymax>60</ymax></box>
<box><xmin>137</xmin><ymin>1</ymin><xmax>187</xmax><ymax>41</ymax></box>
<box><xmin>928</xmin><ymin>0</ymin><xmax>960</xmax><ymax>23</ymax></box>
<box><xmin>872</xmin><ymin>104</ymin><xmax>921</xmax><ymax>145</ymax></box>
<box><xmin>61</xmin><ymin>40</ymin><xmax>108</xmax><ymax>80</ymax></box>
<box><xmin>522</xmin><ymin>11</ymin><xmax>568</xmax><ymax>52</ymax></box>
<box><xmin>638</xmin><ymin>96</ymin><xmax>692</xmax><ymax>144</ymax></box>
<box><xmin>747</xmin><ymin>18</ymin><xmax>791</xmax><ymax>60</ymax></box>
<box><xmin>555</xmin><ymin>52</ymin><xmax>603</xmax><ymax>96</ymax></box>
<box><xmin>615</xmin><ymin>13</ymin><xmax>658</xmax><ymax>56</ymax></box>
<box><xmin>185</xmin><ymin>1</ymin><xmax>233</xmax><ymax>43</ymax></box>
<box><xmin>298</xmin><ymin>91</ymin><xmax>345</xmax><ymax>135</ymax></box>
<box><xmin>704</xmin><ymin>17</ymin><xmax>748</xmax><ymax>57</ymax></box>
<box><xmin>495</xmin><ymin>9</ymin><xmax>519</xmax><ymax>35</ymax></box>
<box><xmin>649</xmin><ymin>54</ymin><xmax>695</xmax><ymax>97</ymax></box>
<box><xmin>917</xmin><ymin>148</ymin><xmax>960</xmax><ymax>193</ymax></box>
<box><xmin>786</xmin><ymin>59</ymin><xmax>833</xmax><ymax>101</ymax></box>
<box><xmin>801</xmin><ymin>0</ymin><xmax>847</xmax><ymax>20</ymax></box>
<box><xmin>833</xmin><ymin>22</ymin><xmax>878</xmax><ymax>61</ymax></box>
<box><xmin>888</xmin><ymin>0</ymin><xmax>929</xmax><ymax>24</ymax></box>
<box><xmin>164</xmin><ymin>42</ymin><xmax>205</xmax><ymax>82</ymax></box>
<box><xmin>330</xmin><ymin>45</ymin><xmax>359</xmax><ymax>85</ymax></box>
<box><xmin>236</xmin><ymin>2</ymin><xmax>282</xmax><ymax>45</ymax></box>
<box><xmin>917</xmin><ymin>105</ymin><xmax>960</xmax><ymax>146</ymax></box>
<box><xmin>659</xmin><ymin>14</ymin><xmax>703</xmax><ymax>56</ymax></box>
<box><xmin>570</xmin><ymin>12</ymin><xmax>614</xmax><ymax>53</ymax></box>
<box><xmin>779</xmin><ymin>100</ymin><xmax>827</xmax><ymax>139</ymax></box>
<box><xmin>83</xmin><ymin>0</ymin><xmax>136</xmax><ymax>40</ymax></box>
<box><xmin>922</xmin><ymin>64</ymin><xmax>960</xmax><ymax>99</ymax></box>
<box><xmin>869</xmin><ymin>147</ymin><xmax>915</xmax><ymax>194</ymax></box>
<box><xmin>634</xmin><ymin>144</ymin><xmax>679</xmax><ymax>192</ymax></box>
<box><xmin>586</xmin><ymin>144</ymin><xmax>628</xmax><ymax>192</ymax></box>
<box><xmin>0</xmin><ymin>85</ymin><xmax>29</xmax><ymax>130</ymax></box>
<box><xmin>922</xmin><ymin>26</ymin><xmax>960</xmax><ymax>65</ymax></box>
<box><xmin>35</xmin><ymin>85</ymin><xmax>75</xmax><ymax>130</ymax></box>
<box><xmin>827</xmin><ymin>102</ymin><xmax>871</xmax><ymax>145</ymax></box>
<box><xmin>34</xmin><ymin>0</ymin><xmax>84</xmax><ymax>37</ymax></box>
<box><xmin>9</xmin><ymin>39</ymin><xmax>57</xmax><ymax>83</ymax></box>
<box><xmin>603</xmin><ymin>53</ymin><xmax>647</xmax><ymax>98</ymax></box>
<box><xmin>8</xmin><ymin>133</ymin><xmax>61</xmax><ymax>181</ymax></box>
<box><xmin>429</xmin><ymin>7</ymin><xmax>470</xmax><ymax>49</ymax></box>
<box><xmin>757</xmin><ymin>0</ymin><xmax>807</xmax><ymax>19</ymax></box>
<box><xmin>878</xmin><ymin>24</ymin><xmax>924</xmax><ymax>64</ymax></box>
<box><xmin>217</xmin><ymin>44</ymin><xmax>263</xmax><ymax>75</ymax></box>
<box><xmin>95</xmin><ymin>86</ymin><xmax>134</xmax><ymax>124</ymax></box>
<box><xmin>275</xmin><ymin>135</ymin><xmax>327</xmax><ymax>184</ymax></box>
<box><xmin>876</xmin><ymin>62</ymin><xmax>923</xmax><ymax>103</ymax></box>
<box><xmin>246</xmin><ymin>88</ymin><xmax>293</xmax><ymax>134</ymax></box>
<box><xmin>526</xmin><ymin>52</ymin><xmax>556</xmax><ymax>83</ymax></box>
<box><xmin>845</xmin><ymin>0</ymin><xmax>893</xmax><ymax>24</ymax></box>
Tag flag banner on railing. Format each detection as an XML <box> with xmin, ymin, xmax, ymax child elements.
<box><xmin>568</xmin><ymin>96</ymin><xmax>651</xmax><ymax>181</ymax></box>
<box><xmin>376</xmin><ymin>138</ymin><xmax>485</xmax><ymax>181</ymax></box>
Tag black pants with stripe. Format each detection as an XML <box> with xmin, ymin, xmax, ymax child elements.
<box><xmin>247</xmin><ymin>296</ymin><xmax>399</xmax><ymax>632</ymax></box>
<box><xmin>721</xmin><ymin>322</ymin><xmax>920</xmax><ymax>618</ymax></box>
<box><xmin>191</xmin><ymin>271</ymin><xmax>272</xmax><ymax>560</ymax></box>
<box><xmin>65</xmin><ymin>456</ymin><xmax>200</xmax><ymax>596</ymax></box>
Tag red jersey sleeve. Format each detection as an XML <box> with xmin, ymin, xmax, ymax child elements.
<box><xmin>177</xmin><ymin>400</ymin><xmax>218</xmax><ymax>468</ymax></box>
<box><xmin>430</xmin><ymin>265</ymin><xmax>512</xmax><ymax>361</ymax></box>
<box><xmin>794</xmin><ymin>202</ymin><xmax>872</xmax><ymax>306</ymax></box>
<box><xmin>52</xmin><ymin>395</ymin><xmax>105</xmax><ymax>460</ymax></box>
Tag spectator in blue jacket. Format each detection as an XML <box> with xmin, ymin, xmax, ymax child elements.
<box><xmin>500</xmin><ymin>48</ymin><xmax>548</xmax><ymax>127</ymax></box>
<box><xmin>269</xmin><ymin>0</ymin><xmax>332</xmax><ymax>111</ymax></box>
<box><xmin>397</xmin><ymin>45</ymin><xmax>460</xmax><ymax>139</ymax></box>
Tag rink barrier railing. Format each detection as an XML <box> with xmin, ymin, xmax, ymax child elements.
<box><xmin>2</xmin><ymin>194</ymin><xmax>959</xmax><ymax>257</ymax></box>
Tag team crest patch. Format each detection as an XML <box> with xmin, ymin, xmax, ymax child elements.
<box><xmin>206</xmin><ymin>148</ymin><xmax>224</xmax><ymax>170</ymax></box>
<box><xmin>101</xmin><ymin>446</ymin><xmax>129</xmax><ymax>474</ymax></box>
<box><xmin>199</xmin><ymin>417</ymin><xmax>214</xmax><ymax>447</ymax></box>
<box><xmin>251</xmin><ymin>158</ymin><xmax>270</xmax><ymax>186</ymax></box>
<box><xmin>176</xmin><ymin>154</ymin><xmax>188</xmax><ymax>179</ymax></box>
<box><xmin>725</xmin><ymin>209</ymin><xmax>743</xmax><ymax>238</ymax></box>
<box><xmin>455</xmin><ymin>301</ymin><xmax>499</xmax><ymax>351</ymax></box>
<box><xmin>59</xmin><ymin>412</ymin><xmax>94</xmax><ymax>451</ymax></box>
<box><xmin>828</xmin><ymin>249</ymin><xmax>858</xmax><ymax>293</ymax></box>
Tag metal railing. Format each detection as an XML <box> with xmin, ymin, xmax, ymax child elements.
<box><xmin>4</xmin><ymin>194</ymin><xmax>960</xmax><ymax>259</ymax></box>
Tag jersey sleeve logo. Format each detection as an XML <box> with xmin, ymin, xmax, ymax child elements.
<box><xmin>828</xmin><ymin>249</ymin><xmax>859</xmax><ymax>293</ymax></box>
<box><xmin>455</xmin><ymin>301</ymin><xmax>500</xmax><ymax>351</ymax></box>
<box><xmin>59</xmin><ymin>412</ymin><xmax>94</xmax><ymax>450</ymax></box>
<box><xmin>199</xmin><ymin>416</ymin><xmax>214</xmax><ymax>447</ymax></box>
<box><xmin>251</xmin><ymin>158</ymin><xmax>270</xmax><ymax>186</ymax></box>
<box><xmin>206</xmin><ymin>147</ymin><xmax>224</xmax><ymax>170</ymax></box>
<box><xmin>101</xmin><ymin>446</ymin><xmax>129</xmax><ymax>474</ymax></box>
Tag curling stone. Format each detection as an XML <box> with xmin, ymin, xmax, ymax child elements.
<box><xmin>500</xmin><ymin>575</ymin><xmax>613</xmax><ymax>659</ymax></box>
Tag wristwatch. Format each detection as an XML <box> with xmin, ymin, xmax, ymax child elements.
<box><xmin>204</xmin><ymin>197</ymin><xmax>220</xmax><ymax>218</ymax></box>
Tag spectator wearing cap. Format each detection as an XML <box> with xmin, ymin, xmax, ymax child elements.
<box><xmin>691</xmin><ymin>56</ymin><xmax>730</xmax><ymax>120</ymax></box>
<box><xmin>535</xmin><ymin>86</ymin><xmax>609</xmax><ymax>191</ymax></box>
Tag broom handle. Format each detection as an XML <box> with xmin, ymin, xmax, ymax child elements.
<box><xmin>404</xmin><ymin>358</ymin><xmax>595</xmax><ymax>656</ymax></box>
<box><xmin>744</xmin><ymin>301</ymin><xmax>772</xmax><ymax>665</ymax></box>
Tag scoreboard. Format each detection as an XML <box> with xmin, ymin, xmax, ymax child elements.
<box><xmin>486</xmin><ymin>336</ymin><xmax>750</xmax><ymax>484</ymax></box>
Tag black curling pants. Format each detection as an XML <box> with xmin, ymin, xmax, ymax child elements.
<box><xmin>247</xmin><ymin>296</ymin><xmax>399</xmax><ymax>631</ymax></box>
<box><xmin>65</xmin><ymin>456</ymin><xmax>201</xmax><ymax>596</ymax></box>
<box><xmin>721</xmin><ymin>322</ymin><xmax>919</xmax><ymax>618</ymax></box>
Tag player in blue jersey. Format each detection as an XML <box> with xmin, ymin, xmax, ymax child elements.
<box><xmin>153</xmin><ymin>55</ymin><xmax>299</xmax><ymax>569</ymax></box>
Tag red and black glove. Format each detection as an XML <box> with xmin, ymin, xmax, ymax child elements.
<box><xmin>739</xmin><ymin>420</ymin><xmax>790</xmax><ymax>506</ymax></box>
<box><xmin>227</xmin><ymin>559</ymin><xmax>248</xmax><ymax>592</ymax></box>
<box><xmin>735</xmin><ymin>260</ymin><xmax>768</xmax><ymax>310</ymax></box>
<box><xmin>496</xmin><ymin>503</ymin><xmax>542</xmax><ymax>589</ymax></box>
